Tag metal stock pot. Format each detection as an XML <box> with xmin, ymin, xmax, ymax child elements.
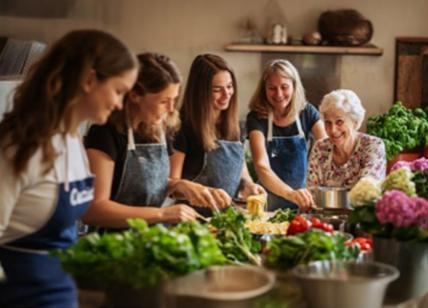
<box><xmin>310</xmin><ymin>186</ymin><xmax>351</xmax><ymax>209</ymax></box>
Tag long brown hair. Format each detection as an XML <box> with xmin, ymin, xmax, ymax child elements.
<box><xmin>181</xmin><ymin>54</ymin><xmax>239</xmax><ymax>151</ymax></box>
<box><xmin>0</xmin><ymin>29</ymin><xmax>138</xmax><ymax>176</ymax></box>
<box><xmin>249</xmin><ymin>59</ymin><xmax>306</xmax><ymax>121</ymax></box>
<box><xmin>108</xmin><ymin>52</ymin><xmax>182</xmax><ymax>142</ymax></box>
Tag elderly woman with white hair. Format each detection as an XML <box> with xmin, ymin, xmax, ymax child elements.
<box><xmin>307</xmin><ymin>89</ymin><xmax>386</xmax><ymax>189</ymax></box>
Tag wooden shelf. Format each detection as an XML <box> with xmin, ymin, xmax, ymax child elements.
<box><xmin>225</xmin><ymin>43</ymin><xmax>383</xmax><ymax>56</ymax></box>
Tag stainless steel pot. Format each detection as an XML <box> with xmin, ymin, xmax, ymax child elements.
<box><xmin>293</xmin><ymin>260</ymin><xmax>399</xmax><ymax>308</ymax></box>
<box><xmin>310</xmin><ymin>186</ymin><xmax>351</xmax><ymax>209</ymax></box>
<box><xmin>373</xmin><ymin>237</ymin><xmax>428</xmax><ymax>304</ymax></box>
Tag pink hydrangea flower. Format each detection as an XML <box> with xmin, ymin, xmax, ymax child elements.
<box><xmin>391</xmin><ymin>158</ymin><xmax>428</xmax><ymax>172</ymax></box>
<box><xmin>375</xmin><ymin>190</ymin><xmax>428</xmax><ymax>228</ymax></box>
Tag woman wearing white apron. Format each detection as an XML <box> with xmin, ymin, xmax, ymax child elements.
<box><xmin>83</xmin><ymin>53</ymin><xmax>222</xmax><ymax>229</ymax></box>
<box><xmin>246</xmin><ymin>59</ymin><xmax>326</xmax><ymax>211</ymax></box>
<box><xmin>171</xmin><ymin>54</ymin><xmax>265</xmax><ymax>216</ymax></box>
<box><xmin>0</xmin><ymin>30</ymin><xmax>138</xmax><ymax>307</ymax></box>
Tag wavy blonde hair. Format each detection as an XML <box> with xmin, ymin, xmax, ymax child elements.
<box><xmin>0</xmin><ymin>29</ymin><xmax>137</xmax><ymax>176</ymax></box>
<box><xmin>108</xmin><ymin>52</ymin><xmax>181</xmax><ymax>143</ymax></box>
<box><xmin>249</xmin><ymin>59</ymin><xmax>306</xmax><ymax>121</ymax></box>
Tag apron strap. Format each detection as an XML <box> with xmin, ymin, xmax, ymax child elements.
<box><xmin>64</xmin><ymin>135</ymin><xmax>70</xmax><ymax>192</ymax></box>
<box><xmin>268</xmin><ymin>112</ymin><xmax>304</xmax><ymax>141</ymax></box>
<box><xmin>127</xmin><ymin>126</ymin><xmax>136</xmax><ymax>151</ymax></box>
<box><xmin>295</xmin><ymin>115</ymin><xmax>305</xmax><ymax>138</ymax></box>
<box><xmin>267</xmin><ymin>112</ymin><xmax>273</xmax><ymax>142</ymax></box>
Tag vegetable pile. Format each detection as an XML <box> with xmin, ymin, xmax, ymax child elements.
<box><xmin>52</xmin><ymin>219</ymin><xmax>225</xmax><ymax>289</ymax></box>
<box><xmin>210</xmin><ymin>207</ymin><xmax>262</xmax><ymax>265</ymax></box>
<box><xmin>367</xmin><ymin>102</ymin><xmax>428</xmax><ymax>160</ymax></box>
<box><xmin>287</xmin><ymin>215</ymin><xmax>333</xmax><ymax>235</ymax></box>
<box><xmin>265</xmin><ymin>229</ymin><xmax>360</xmax><ymax>270</ymax></box>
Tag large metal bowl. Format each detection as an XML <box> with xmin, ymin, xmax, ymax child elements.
<box><xmin>310</xmin><ymin>186</ymin><xmax>352</xmax><ymax>209</ymax></box>
<box><xmin>292</xmin><ymin>260</ymin><xmax>399</xmax><ymax>308</ymax></box>
<box><xmin>165</xmin><ymin>265</ymin><xmax>275</xmax><ymax>308</ymax></box>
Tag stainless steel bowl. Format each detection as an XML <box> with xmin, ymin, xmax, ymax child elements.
<box><xmin>292</xmin><ymin>260</ymin><xmax>399</xmax><ymax>308</ymax></box>
<box><xmin>165</xmin><ymin>265</ymin><xmax>275</xmax><ymax>308</ymax></box>
<box><xmin>310</xmin><ymin>186</ymin><xmax>351</xmax><ymax>209</ymax></box>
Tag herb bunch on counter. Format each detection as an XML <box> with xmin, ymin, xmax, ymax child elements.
<box><xmin>210</xmin><ymin>207</ymin><xmax>262</xmax><ymax>266</ymax></box>
<box><xmin>52</xmin><ymin>219</ymin><xmax>225</xmax><ymax>289</ymax></box>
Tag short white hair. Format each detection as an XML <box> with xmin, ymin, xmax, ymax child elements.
<box><xmin>319</xmin><ymin>89</ymin><xmax>366</xmax><ymax>129</ymax></box>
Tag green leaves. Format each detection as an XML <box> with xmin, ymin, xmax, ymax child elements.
<box><xmin>413</xmin><ymin>171</ymin><xmax>428</xmax><ymax>199</ymax></box>
<box><xmin>265</xmin><ymin>229</ymin><xmax>359</xmax><ymax>270</ymax></box>
<box><xmin>210</xmin><ymin>207</ymin><xmax>262</xmax><ymax>265</ymax></box>
<box><xmin>367</xmin><ymin>101</ymin><xmax>428</xmax><ymax>160</ymax></box>
<box><xmin>268</xmin><ymin>208</ymin><xmax>297</xmax><ymax>223</ymax></box>
<box><xmin>51</xmin><ymin>220</ymin><xmax>225</xmax><ymax>290</ymax></box>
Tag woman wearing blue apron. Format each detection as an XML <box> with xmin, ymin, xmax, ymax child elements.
<box><xmin>83</xmin><ymin>53</ymin><xmax>218</xmax><ymax>229</ymax></box>
<box><xmin>0</xmin><ymin>30</ymin><xmax>138</xmax><ymax>307</ymax></box>
<box><xmin>246</xmin><ymin>59</ymin><xmax>326</xmax><ymax>211</ymax></box>
<box><xmin>171</xmin><ymin>54</ymin><xmax>265</xmax><ymax>216</ymax></box>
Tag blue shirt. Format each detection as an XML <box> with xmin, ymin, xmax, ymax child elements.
<box><xmin>246</xmin><ymin>103</ymin><xmax>320</xmax><ymax>140</ymax></box>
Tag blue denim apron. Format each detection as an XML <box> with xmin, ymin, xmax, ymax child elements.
<box><xmin>192</xmin><ymin>140</ymin><xmax>244</xmax><ymax>216</ymax></box>
<box><xmin>0</xmin><ymin>138</ymin><xmax>93</xmax><ymax>308</ymax></box>
<box><xmin>113</xmin><ymin>127</ymin><xmax>169</xmax><ymax>207</ymax></box>
<box><xmin>266</xmin><ymin>112</ymin><xmax>308</xmax><ymax>210</ymax></box>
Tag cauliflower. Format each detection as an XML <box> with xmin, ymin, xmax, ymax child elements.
<box><xmin>349</xmin><ymin>176</ymin><xmax>382</xmax><ymax>207</ymax></box>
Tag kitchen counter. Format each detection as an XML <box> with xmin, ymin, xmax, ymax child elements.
<box><xmin>78</xmin><ymin>273</ymin><xmax>428</xmax><ymax>308</ymax></box>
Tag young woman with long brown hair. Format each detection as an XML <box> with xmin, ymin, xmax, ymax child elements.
<box><xmin>83</xmin><ymin>52</ymin><xmax>218</xmax><ymax>228</ymax></box>
<box><xmin>170</xmin><ymin>54</ymin><xmax>265</xmax><ymax>216</ymax></box>
<box><xmin>0</xmin><ymin>29</ymin><xmax>138</xmax><ymax>307</ymax></box>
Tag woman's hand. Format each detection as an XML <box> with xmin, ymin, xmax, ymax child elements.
<box><xmin>174</xmin><ymin>180</ymin><xmax>231</xmax><ymax>209</ymax></box>
<box><xmin>240</xmin><ymin>181</ymin><xmax>266</xmax><ymax>199</ymax></box>
<box><xmin>160</xmin><ymin>204</ymin><xmax>200</xmax><ymax>223</ymax></box>
<box><xmin>286</xmin><ymin>188</ymin><xmax>315</xmax><ymax>211</ymax></box>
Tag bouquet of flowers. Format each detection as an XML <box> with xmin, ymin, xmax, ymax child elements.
<box><xmin>348</xmin><ymin>157</ymin><xmax>428</xmax><ymax>241</ymax></box>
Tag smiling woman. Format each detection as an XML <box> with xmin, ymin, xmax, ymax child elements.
<box><xmin>170</xmin><ymin>54</ymin><xmax>265</xmax><ymax>217</ymax></box>
<box><xmin>246</xmin><ymin>59</ymin><xmax>326</xmax><ymax>211</ymax></box>
<box><xmin>307</xmin><ymin>89</ymin><xmax>386</xmax><ymax>189</ymax></box>
<box><xmin>83</xmin><ymin>52</ymin><xmax>226</xmax><ymax>229</ymax></box>
<box><xmin>0</xmin><ymin>29</ymin><xmax>138</xmax><ymax>308</ymax></box>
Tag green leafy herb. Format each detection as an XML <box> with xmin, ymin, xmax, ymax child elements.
<box><xmin>265</xmin><ymin>229</ymin><xmax>360</xmax><ymax>270</ymax></box>
<box><xmin>52</xmin><ymin>220</ymin><xmax>225</xmax><ymax>289</ymax></box>
<box><xmin>367</xmin><ymin>101</ymin><xmax>428</xmax><ymax>160</ymax></box>
<box><xmin>210</xmin><ymin>207</ymin><xmax>261</xmax><ymax>265</ymax></box>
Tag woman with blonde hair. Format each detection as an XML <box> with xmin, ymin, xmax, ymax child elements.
<box><xmin>84</xmin><ymin>52</ymin><xmax>215</xmax><ymax>228</ymax></box>
<box><xmin>0</xmin><ymin>29</ymin><xmax>138</xmax><ymax>307</ymax></box>
<box><xmin>170</xmin><ymin>54</ymin><xmax>264</xmax><ymax>216</ymax></box>
<box><xmin>307</xmin><ymin>89</ymin><xmax>386</xmax><ymax>188</ymax></box>
<box><xmin>247</xmin><ymin>59</ymin><xmax>326</xmax><ymax>210</ymax></box>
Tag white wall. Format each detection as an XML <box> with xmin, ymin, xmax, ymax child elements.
<box><xmin>1</xmin><ymin>0</ymin><xmax>428</xmax><ymax>126</ymax></box>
